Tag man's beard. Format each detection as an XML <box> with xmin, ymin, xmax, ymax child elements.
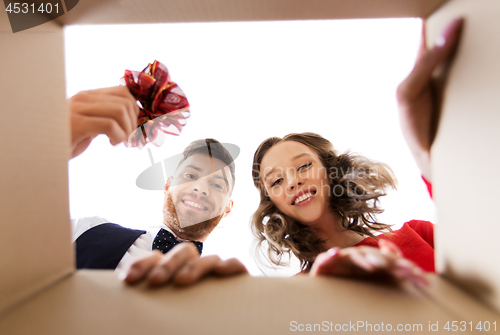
<box><xmin>163</xmin><ymin>192</ymin><xmax>223</xmax><ymax>241</ymax></box>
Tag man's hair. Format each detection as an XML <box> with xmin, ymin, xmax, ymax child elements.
<box><xmin>180</xmin><ymin>139</ymin><xmax>236</xmax><ymax>191</ymax></box>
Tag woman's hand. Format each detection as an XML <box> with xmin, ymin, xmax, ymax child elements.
<box><xmin>397</xmin><ymin>18</ymin><xmax>463</xmax><ymax>182</ymax></box>
<box><xmin>69</xmin><ymin>86</ymin><xmax>140</xmax><ymax>158</ymax></box>
<box><xmin>309</xmin><ymin>239</ymin><xmax>428</xmax><ymax>287</ymax></box>
<box><xmin>121</xmin><ymin>243</ymin><xmax>248</xmax><ymax>287</ymax></box>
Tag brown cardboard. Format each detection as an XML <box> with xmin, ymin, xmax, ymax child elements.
<box><xmin>0</xmin><ymin>271</ymin><xmax>475</xmax><ymax>335</ymax></box>
<box><xmin>55</xmin><ymin>0</ymin><xmax>448</xmax><ymax>25</ymax></box>
<box><xmin>427</xmin><ymin>0</ymin><xmax>500</xmax><ymax>313</ymax></box>
<box><xmin>1</xmin><ymin>0</ymin><xmax>500</xmax><ymax>333</ymax></box>
<box><xmin>420</xmin><ymin>275</ymin><xmax>500</xmax><ymax>325</ymax></box>
<box><xmin>0</xmin><ymin>11</ymin><xmax>73</xmax><ymax>316</ymax></box>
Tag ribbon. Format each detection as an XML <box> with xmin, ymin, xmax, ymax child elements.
<box><xmin>122</xmin><ymin>60</ymin><xmax>190</xmax><ymax>149</ymax></box>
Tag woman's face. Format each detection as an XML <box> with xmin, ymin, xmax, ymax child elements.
<box><xmin>260</xmin><ymin>141</ymin><xmax>332</xmax><ymax>225</ymax></box>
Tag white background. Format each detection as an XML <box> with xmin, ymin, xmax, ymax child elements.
<box><xmin>65</xmin><ymin>18</ymin><xmax>435</xmax><ymax>276</ymax></box>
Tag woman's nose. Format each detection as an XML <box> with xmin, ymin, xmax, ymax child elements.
<box><xmin>287</xmin><ymin>176</ymin><xmax>303</xmax><ymax>191</ymax></box>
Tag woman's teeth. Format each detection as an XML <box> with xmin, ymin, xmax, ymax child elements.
<box><xmin>294</xmin><ymin>192</ymin><xmax>313</xmax><ymax>205</ymax></box>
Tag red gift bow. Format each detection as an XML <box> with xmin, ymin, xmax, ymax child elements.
<box><xmin>122</xmin><ymin>60</ymin><xmax>190</xmax><ymax>149</ymax></box>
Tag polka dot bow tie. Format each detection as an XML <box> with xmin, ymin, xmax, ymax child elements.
<box><xmin>152</xmin><ymin>228</ymin><xmax>203</xmax><ymax>255</ymax></box>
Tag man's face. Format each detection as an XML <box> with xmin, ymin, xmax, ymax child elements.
<box><xmin>163</xmin><ymin>153</ymin><xmax>233</xmax><ymax>240</ymax></box>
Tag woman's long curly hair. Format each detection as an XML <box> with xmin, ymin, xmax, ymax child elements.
<box><xmin>251</xmin><ymin>132</ymin><xmax>398</xmax><ymax>271</ymax></box>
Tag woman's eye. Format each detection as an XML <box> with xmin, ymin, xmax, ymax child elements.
<box><xmin>298</xmin><ymin>163</ymin><xmax>312</xmax><ymax>171</ymax></box>
<box><xmin>213</xmin><ymin>183</ymin><xmax>223</xmax><ymax>190</ymax></box>
<box><xmin>271</xmin><ymin>178</ymin><xmax>283</xmax><ymax>187</ymax></box>
<box><xmin>185</xmin><ymin>173</ymin><xmax>196</xmax><ymax>179</ymax></box>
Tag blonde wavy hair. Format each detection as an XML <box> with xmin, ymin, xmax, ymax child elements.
<box><xmin>251</xmin><ymin>132</ymin><xmax>398</xmax><ymax>271</ymax></box>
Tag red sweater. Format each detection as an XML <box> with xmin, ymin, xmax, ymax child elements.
<box><xmin>353</xmin><ymin>176</ymin><xmax>435</xmax><ymax>272</ymax></box>
<box><xmin>354</xmin><ymin>220</ymin><xmax>435</xmax><ymax>272</ymax></box>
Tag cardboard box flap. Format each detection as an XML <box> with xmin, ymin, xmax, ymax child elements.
<box><xmin>0</xmin><ymin>11</ymin><xmax>73</xmax><ymax>316</ymax></box>
<box><xmin>0</xmin><ymin>271</ymin><xmax>480</xmax><ymax>335</ymax></box>
<box><xmin>421</xmin><ymin>275</ymin><xmax>500</xmax><ymax>324</ymax></box>
<box><xmin>428</xmin><ymin>0</ymin><xmax>500</xmax><ymax>314</ymax></box>
<box><xmin>56</xmin><ymin>0</ymin><xmax>448</xmax><ymax>26</ymax></box>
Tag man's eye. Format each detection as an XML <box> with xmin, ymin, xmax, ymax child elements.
<box><xmin>271</xmin><ymin>178</ymin><xmax>283</xmax><ymax>187</ymax></box>
<box><xmin>298</xmin><ymin>163</ymin><xmax>312</xmax><ymax>171</ymax></box>
<box><xmin>213</xmin><ymin>183</ymin><xmax>224</xmax><ymax>190</ymax></box>
<box><xmin>185</xmin><ymin>173</ymin><xmax>196</xmax><ymax>179</ymax></box>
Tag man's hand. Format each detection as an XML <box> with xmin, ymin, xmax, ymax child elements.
<box><xmin>122</xmin><ymin>243</ymin><xmax>248</xmax><ymax>286</ymax></box>
<box><xmin>397</xmin><ymin>18</ymin><xmax>463</xmax><ymax>182</ymax></box>
<box><xmin>309</xmin><ymin>239</ymin><xmax>428</xmax><ymax>287</ymax></box>
<box><xmin>69</xmin><ymin>86</ymin><xmax>140</xmax><ymax>158</ymax></box>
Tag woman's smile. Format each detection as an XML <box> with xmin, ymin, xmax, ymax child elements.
<box><xmin>291</xmin><ymin>189</ymin><xmax>317</xmax><ymax>205</ymax></box>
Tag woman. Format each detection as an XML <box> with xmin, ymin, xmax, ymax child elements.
<box><xmin>247</xmin><ymin>16</ymin><xmax>464</xmax><ymax>284</ymax></box>
<box><xmin>251</xmin><ymin>132</ymin><xmax>432</xmax><ymax>284</ymax></box>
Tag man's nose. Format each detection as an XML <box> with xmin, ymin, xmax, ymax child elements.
<box><xmin>193</xmin><ymin>180</ymin><xmax>210</xmax><ymax>196</ymax></box>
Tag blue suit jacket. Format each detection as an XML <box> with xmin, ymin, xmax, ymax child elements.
<box><xmin>75</xmin><ymin>223</ymin><xmax>146</xmax><ymax>270</ymax></box>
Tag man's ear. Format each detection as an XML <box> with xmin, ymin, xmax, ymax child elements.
<box><xmin>222</xmin><ymin>199</ymin><xmax>234</xmax><ymax>218</ymax></box>
<box><xmin>164</xmin><ymin>176</ymin><xmax>172</xmax><ymax>193</ymax></box>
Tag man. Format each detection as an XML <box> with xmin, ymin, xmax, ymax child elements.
<box><xmin>73</xmin><ymin>138</ymin><xmax>235</xmax><ymax>270</ymax></box>
<box><xmin>70</xmin><ymin>87</ymin><xmax>247</xmax><ymax>285</ymax></box>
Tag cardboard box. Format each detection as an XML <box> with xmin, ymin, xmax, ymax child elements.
<box><xmin>1</xmin><ymin>0</ymin><xmax>499</xmax><ymax>333</ymax></box>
